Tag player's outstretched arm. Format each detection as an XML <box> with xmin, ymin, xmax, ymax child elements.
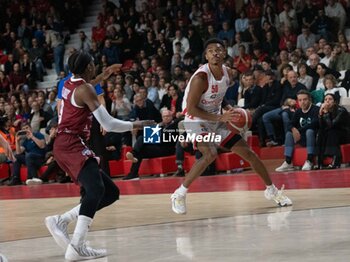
<box><xmin>77</xmin><ymin>83</ymin><xmax>153</xmax><ymax>132</ymax></box>
<box><xmin>90</xmin><ymin>64</ymin><xmax>122</xmax><ymax>87</ymax></box>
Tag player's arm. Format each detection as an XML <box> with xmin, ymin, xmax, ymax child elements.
<box><xmin>90</xmin><ymin>64</ymin><xmax>122</xmax><ymax>87</ymax></box>
<box><xmin>186</xmin><ymin>73</ymin><xmax>234</xmax><ymax>122</ymax></box>
<box><xmin>76</xmin><ymin>84</ymin><xmax>150</xmax><ymax>132</ymax></box>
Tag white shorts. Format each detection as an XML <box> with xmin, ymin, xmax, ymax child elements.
<box><xmin>183</xmin><ymin>118</ymin><xmax>240</xmax><ymax>148</ymax></box>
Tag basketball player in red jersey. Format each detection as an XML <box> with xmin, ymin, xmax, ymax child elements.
<box><xmin>171</xmin><ymin>39</ymin><xmax>292</xmax><ymax>215</ymax></box>
<box><xmin>44</xmin><ymin>51</ymin><xmax>151</xmax><ymax>261</ymax></box>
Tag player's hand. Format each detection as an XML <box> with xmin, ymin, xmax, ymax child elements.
<box><xmin>102</xmin><ymin>64</ymin><xmax>122</xmax><ymax>80</ymax></box>
<box><xmin>132</xmin><ymin>120</ymin><xmax>156</xmax><ymax>129</ymax></box>
<box><xmin>218</xmin><ymin>108</ymin><xmax>236</xmax><ymax>122</ymax></box>
<box><xmin>100</xmin><ymin>126</ymin><xmax>107</xmax><ymax>136</ymax></box>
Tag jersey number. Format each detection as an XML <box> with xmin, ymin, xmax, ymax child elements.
<box><xmin>211</xmin><ymin>85</ymin><xmax>218</xmax><ymax>93</ymax></box>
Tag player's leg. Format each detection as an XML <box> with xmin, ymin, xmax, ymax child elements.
<box><xmin>65</xmin><ymin>158</ymin><xmax>108</xmax><ymax>260</ymax></box>
<box><xmin>171</xmin><ymin>142</ymin><xmax>217</xmax><ymax>214</ymax></box>
<box><xmin>230</xmin><ymin>138</ymin><xmax>292</xmax><ymax>207</ymax></box>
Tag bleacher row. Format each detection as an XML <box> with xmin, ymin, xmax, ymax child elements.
<box><xmin>1</xmin><ymin>135</ymin><xmax>350</xmax><ymax>182</ymax></box>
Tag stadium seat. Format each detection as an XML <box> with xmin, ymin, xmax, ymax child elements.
<box><xmin>108</xmin><ymin>160</ymin><xmax>125</xmax><ymax>177</ymax></box>
<box><xmin>340</xmin><ymin>144</ymin><xmax>350</xmax><ymax>163</ymax></box>
<box><xmin>0</xmin><ymin>163</ymin><xmax>10</xmax><ymax>180</ymax></box>
<box><xmin>215</xmin><ymin>152</ymin><xmax>250</xmax><ymax>171</ymax></box>
<box><xmin>20</xmin><ymin>166</ymin><xmax>50</xmax><ymax>182</ymax></box>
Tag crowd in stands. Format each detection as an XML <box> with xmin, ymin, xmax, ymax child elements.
<box><xmin>1</xmin><ymin>0</ymin><xmax>350</xmax><ymax>184</ymax></box>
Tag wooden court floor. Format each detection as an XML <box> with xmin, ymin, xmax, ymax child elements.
<box><xmin>1</xmin><ymin>161</ymin><xmax>350</xmax><ymax>261</ymax></box>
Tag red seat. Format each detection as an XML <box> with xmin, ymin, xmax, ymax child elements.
<box><xmin>108</xmin><ymin>160</ymin><xmax>125</xmax><ymax>177</ymax></box>
<box><xmin>292</xmin><ymin>147</ymin><xmax>332</xmax><ymax>167</ymax></box>
<box><xmin>341</xmin><ymin>144</ymin><xmax>350</xmax><ymax>163</ymax></box>
<box><xmin>0</xmin><ymin>163</ymin><xmax>10</xmax><ymax>179</ymax></box>
<box><xmin>259</xmin><ymin>146</ymin><xmax>284</xmax><ymax>160</ymax></box>
<box><xmin>247</xmin><ymin>135</ymin><xmax>260</xmax><ymax>147</ymax></box>
<box><xmin>184</xmin><ymin>155</ymin><xmax>196</xmax><ymax>172</ymax></box>
<box><xmin>215</xmin><ymin>152</ymin><xmax>250</xmax><ymax>171</ymax></box>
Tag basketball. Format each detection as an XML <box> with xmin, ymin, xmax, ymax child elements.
<box><xmin>227</xmin><ymin>108</ymin><xmax>252</xmax><ymax>133</ymax></box>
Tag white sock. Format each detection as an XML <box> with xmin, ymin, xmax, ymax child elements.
<box><xmin>70</xmin><ymin>215</ymin><xmax>92</xmax><ymax>247</ymax></box>
<box><xmin>61</xmin><ymin>204</ymin><xmax>81</xmax><ymax>223</ymax></box>
<box><xmin>176</xmin><ymin>184</ymin><xmax>188</xmax><ymax>196</ymax></box>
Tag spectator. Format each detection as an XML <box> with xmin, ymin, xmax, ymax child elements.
<box><xmin>110</xmin><ymin>88</ymin><xmax>132</xmax><ymax>120</ymax></box>
<box><xmin>172</xmin><ymin>30</ymin><xmax>189</xmax><ymax>56</ymax></box>
<box><xmin>263</xmin><ymin>70</ymin><xmax>306</xmax><ymax>146</ymax></box>
<box><xmin>188</xmin><ymin>3</ymin><xmax>202</xmax><ymax>27</ymax></box>
<box><xmin>317</xmin><ymin>93</ymin><xmax>350</xmax><ymax>169</ymax></box>
<box><xmin>253</xmin><ymin>71</ymin><xmax>283</xmax><ymax>146</ymax></box>
<box><xmin>123</xmin><ymin>109</ymin><xmax>179</xmax><ymax>180</ymax></box>
<box><xmin>297</xmin><ymin>63</ymin><xmax>313</xmax><ymax>90</ymax></box>
<box><xmin>228</xmin><ymin>32</ymin><xmax>249</xmax><ymax>58</ymax></box>
<box><xmin>235</xmin><ymin>10</ymin><xmax>249</xmax><ymax>33</ymax></box>
<box><xmin>29</xmin><ymin>100</ymin><xmax>50</xmax><ymax>133</ymax></box>
<box><xmin>329</xmin><ymin>43</ymin><xmax>350</xmax><ymax>72</ymax></box>
<box><xmin>160</xmin><ymin>84</ymin><xmax>183</xmax><ymax>118</ymax></box>
<box><xmin>28</xmin><ymin>38</ymin><xmax>46</xmax><ymax>82</ymax></box>
<box><xmin>143</xmin><ymin>76</ymin><xmax>160</xmax><ymax>109</ymax></box>
<box><xmin>297</xmin><ymin>26</ymin><xmax>317</xmax><ymax>52</ymax></box>
<box><xmin>217</xmin><ymin>21</ymin><xmax>235</xmax><ymax>46</ymax></box>
<box><xmin>279</xmin><ymin>1</ymin><xmax>298</xmax><ymax>31</ymax></box>
<box><xmin>131</xmin><ymin>93</ymin><xmax>161</xmax><ymax>123</ymax></box>
<box><xmin>279</xmin><ymin>26</ymin><xmax>297</xmax><ymax>51</ymax></box>
<box><xmin>0</xmin><ymin>115</ymin><xmax>15</xmax><ymax>164</ymax></box>
<box><xmin>320</xmin><ymin>43</ymin><xmax>333</xmax><ymax>67</ymax></box>
<box><xmin>313</xmin><ymin>9</ymin><xmax>333</xmax><ymax>41</ymax></box>
<box><xmin>276</xmin><ymin>90</ymin><xmax>319</xmax><ymax>172</ymax></box>
<box><xmin>0</xmin><ymin>71</ymin><xmax>11</xmax><ymax>94</ymax></box>
<box><xmin>101</xmin><ymin>39</ymin><xmax>121</xmax><ymax>65</ymax></box>
<box><xmin>9</xmin><ymin>62</ymin><xmax>29</xmax><ymax>93</ymax></box>
<box><xmin>44</xmin><ymin>25</ymin><xmax>65</xmax><ymax>78</ymax></box>
<box><xmin>7</xmin><ymin>123</ymin><xmax>46</xmax><ymax>186</ymax></box>
<box><xmin>325</xmin><ymin>0</ymin><xmax>346</xmax><ymax>32</ymax></box>
<box><xmin>261</xmin><ymin>4</ymin><xmax>280</xmax><ymax>30</ymax></box>
<box><xmin>77</xmin><ymin>31</ymin><xmax>91</xmax><ymax>52</ymax></box>
<box><xmin>238</xmin><ymin>71</ymin><xmax>262</xmax><ymax>111</ymax></box>
<box><xmin>233</xmin><ymin>45</ymin><xmax>251</xmax><ymax>74</ymax></box>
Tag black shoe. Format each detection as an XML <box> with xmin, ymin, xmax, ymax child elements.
<box><xmin>122</xmin><ymin>174</ymin><xmax>140</xmax><ymax>180</ymax></box>
<box><xmin>7</xmin><ymin>178</ymin><xmax>22</xmax><ymax>186</ymax></box>
<box><xmin>172</xmin><ymin>169</ymin><xmax>185</xmax><ymax>177</ymax></box>
<box><xmin>59</xmin><ymin>176</ymin><xmax>72</xmax><ymax>183</ymax></box>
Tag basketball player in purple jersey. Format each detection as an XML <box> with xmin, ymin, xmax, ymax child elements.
<box><xmin>45</xmin><ymin>51</ymin><xmax>151</xmax><ymax>261</ymax></box>
<box><xmin>171</xmin><ymin>39</ymin><xmax>292</xmax><ymax>215</ymax></box>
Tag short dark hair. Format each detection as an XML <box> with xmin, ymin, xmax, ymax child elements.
<box><xmin>203</xmin><ymin>38</ymin><xmax>225</xmax><ymax>51</ymax></box>
<box><xmin>68</xmin><ymin>51</ymin><xmax>93</xmax><ymax>75</ymax></box>
<box><xmin>297</xmin><ymin>89</ymin><xmax>311</xmax><ymax>99</ymax></box>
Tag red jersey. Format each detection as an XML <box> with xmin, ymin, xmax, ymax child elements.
<box><xmin>58</xmin><ymin>77</ymin><xmax>92</xmax><ymax>140</ymax></box>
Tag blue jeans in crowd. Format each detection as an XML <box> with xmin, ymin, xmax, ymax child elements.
<box><xmin>284</xmin><ymin>129</ymin><xmax>315</xmax><ymax>158</ymax></box>
<box><xmin>12</xmin><ymin>153</ymin><xmax>45</xmax><ymax>180</ymax></box>
<box><xmin>262</xmin><ymin>108</ymin><xmax>291</xmax><ymax>141</ymax></box>
<box><xmin>53</xmin><ymin>44</ymin><xmax>65</xmax><ymax>76</ymax></box>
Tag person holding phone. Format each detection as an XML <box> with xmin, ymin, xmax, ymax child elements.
<box><xmin>7</xmin><ymin>123</ymin><xmax>46</xmax><ymax>186</ymax></box>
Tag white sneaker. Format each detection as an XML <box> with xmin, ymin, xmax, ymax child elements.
<box><xmin>26</xmin><ymin>178</ymin><xmax>43</xmax><ymax>185</ymax></box>
<box><xmin>264</xmin><ymin>185</ymin><xmax>293</xmax><ymax>207</ymax></box>
<box><xmin>171</xmin><ymin>192</ymin><xmax>186</xmax><ymax>214</ymax></box>
<box><xmin>275</xmin><ymin>161</ymin><xmax>294</xmax><ymax>172</ymax></box>
<box><xmin>65</xmin><ymin>243</ymin><xmax>107</xmax><ymax>261</ymax></box>
<box><xmin>301</xmin><ymin>160</ymin><xmax>313</xmax><ymax>171</ymax></box>
<box><xmin>45</xmin><ymin>215</ymin><xmax>70</xmax><ymax>250</ymax></box>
